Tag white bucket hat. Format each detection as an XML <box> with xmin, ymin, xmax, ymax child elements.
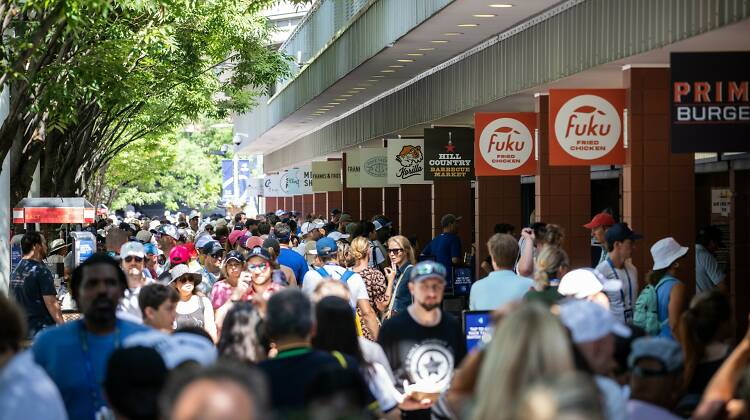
<box><xmin>558</xmin><ymin>268</ymin><xmax>622</xmax><ymax>300</ymax></box>
<box><xmin>651</xmin><ymin>237</ymin><xmax>689</xmax><ymax>270</ymax></box>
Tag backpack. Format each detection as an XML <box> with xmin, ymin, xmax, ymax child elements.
<box><xmin>633</xmin><ymin>276</ymin><xmax>675</xmax><ymax>335</ymax></box>
<box><xmin>315</xmin><ymin>267</ymin><xmax>354</xmax><ymax>284</ymax></box>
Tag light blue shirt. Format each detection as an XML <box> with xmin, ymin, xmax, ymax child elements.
<box><xmin>32</xmin><ymin>319</ymin><xmax>149</xmax><ymax>420</ymax></box>
<box><xmin>0</xmin><ymin>351</ymin><xmax>67</xmax><ymax>420</ymax></box>
<box><xmin>469</xmin><ymin>269</ymin><xmax>534</xmax><ymax>310</ymax></box>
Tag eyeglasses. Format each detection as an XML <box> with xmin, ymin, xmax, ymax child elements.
<box><xmin>248</xmin><ymin>262</ymin><xmax>269</xmax><ymax>272</ymax></box>
<box><xmin>387</xmin><ymin>248</ymin><xmax>404</xmax><ymax>255</ymax></box>
<box><xmin>124</xmin><ymin>256</ymin><xmax>143</xmax><ymax>263</ymax></box>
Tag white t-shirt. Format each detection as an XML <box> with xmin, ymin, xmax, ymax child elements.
<box><xmin>595</xmin><ymin>260</ymin><xmax>639</xmax><ymax>324</ymax></box>
<box><xmin>301</xmin><ymin>264</ymin><xmax>369</xmax><ymax>308</ymax></box>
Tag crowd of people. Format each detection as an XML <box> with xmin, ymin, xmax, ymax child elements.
<box><xmin>2</xmin><ymin>206</ymin><xmax>744</xmax><ymax>420</ymax></box>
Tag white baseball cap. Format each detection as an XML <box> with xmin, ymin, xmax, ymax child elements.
<box><xmin>123</xmin><ymin>330</ymin><xmax>217</xmax><ymax>369</ymax></box>
<box><xmin>327</xmin><ymin>231</ymin><xmax>350</xmax><ymax>242</ymax></box>
<box><xmin>559</xmin><ymin>299</ymin><xmax>631</xmax><ymax>344</ymax></box>
<box><xmin>120</xmin><ymin>241</ymin><xmax>145</xmax><ymax>259</ymax></box>
<box><xmin>558</xmin><ymin>268</ymin><xmax>621</xmax><ymax>299</ymax></box>
<box><xmin>301</xmin><ymin>219</ymin><xmax>325</xmax><ymax>235</ymax></box>
<box><xmin>651</xmin><ymin>237</ymin><xmax>689</xmax><ymax>271</ymax></box>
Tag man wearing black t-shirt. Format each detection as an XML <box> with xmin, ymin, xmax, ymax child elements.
<box><xmin>258</xmin><ymin>289</ymin><xmax>376</xmax><ymax>417</ymax></box>
<box><xmin>10</xmin><ymin>231</ymin><xmax>63</xmax><ymax>338</ymax></box>
<box><xmin>378</xmin><ymin>261</ymin><xmax>466</xmax><ymax>420</ymax></box>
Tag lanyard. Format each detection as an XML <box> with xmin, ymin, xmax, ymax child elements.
<box><xmin>606</xmin><ymin>258</ymin><xmax>633</xmax><ymax>308</ymax></box>
<box><xmin>79</xmin><ymin>321</ymin><xmax>120</xmax><ymax>413</ymax></box>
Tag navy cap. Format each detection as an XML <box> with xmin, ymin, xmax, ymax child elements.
<box><xmin>225</xmin><ymin>250</ymin><xmax>245</xmax><ymax>264</ymax></box>
<box><xmin>247</xmin><ymin>247</ymin><xmax>271</xmax><ymax>261</ymax></box>
<box><xmin>604</xmin><ymin>223</ymin><xmax>642</xmax><ymax>247</ymax></box>
<box><xmin>312</xmin><ymin>237</ymin><xmax>338</xmax><ymax>257</ymax></box>
<box><xmin>410</xmin><ymin>260</ymin><xmax>447</xmax><ymax>283</ymax></box>
<box><xmin>200</xmin><ymin>240</ymin><xmax>224</xmax><ymax>256</ymax></box>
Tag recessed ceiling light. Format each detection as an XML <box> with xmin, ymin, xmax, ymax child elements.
<box><xmin>457</xmin><ymin>23</ymin><xmax>479</xmax><ymax>27</ymax></box>
<box><xmin>335</xmin><ymin>98</ymin><xmax>348</xmax><ymax>101</ymax></box>
<box><xmin>473</xmin><ymin>14</ymin><xmax>497</xmax><ymax>18</ymax></box>
<box><xmin>367</xmin><ymin>79</ymin><xmax>378</xmax><ymax>82</ymax></box>
<box><xmin>389</xmin><ymin>65</ymin><xmax>404</xmax><ymax>68</ymax></box>
<box><xmin>380</xmin><ymin>69</ymin><xmax>396</xmax><ymax>73</ymax></box>
<box><xmin>418</xmin><ymin>47</ymin><xmax>435</xmax><ymax>51</ymax></box>
<box><xmin>328</xmin><ymin>102</ymin><xmax>340</xmax><ymax>105</ymax></box>
<box><xmin>340</xmin><ymin>94</ymin><xmax>354</xmax><ymax>97</ymax></box>
<box><xmin>407</xmin><ymin>53</ymin><xmax>424</xmax><ymax>56</ymax></box>
<box><xmin>444</xmin><ymin>32</ymin><xmax>463</xmax><ymax>36</ymax></box>
<box><xmin>396</xmin><ymin>59</ymin><xmax>414</xmax><ymax>62</ymax></box>
<box><xmin>347</xmin><ymin>90</ymin><xmax>360</xmax><ymax>94</ymax></box>
<box><xmin>489</xmin><ymin>4</ymin><xmax>513</xmax><ymax>8</ymax></box>
<box><xmin>431</xmin><ymin>40</ymin><xmax>449</xmax><ymax>43</ymax></box>
<box><xmin>372</xmin><ymin>75</ymin><xmax>386</xmax><ymax>78</ymax></box>
<box><xmin>352</xmin><ymin>87</ymin><xmax>367</xmax><ymax>90</ymax></box>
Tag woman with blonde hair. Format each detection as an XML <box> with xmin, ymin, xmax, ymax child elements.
<box><xmin>384</xmin><ymin>235</ymin><xmax>416</xmax><ymax>317</ymax></box>
<box><xmin>525</xmin><ymin>245</ymin><xmax>570</xmax><ymax>305</ymax></box>
<box><xmin>472</xmin><ymin>303</ymin><xmax>577</xmax><ymax>420</ymax></box>
<box><xmin>350</xmin><ymin>237</ymin><xmax>388</xmax><ymax>340</ymax></box>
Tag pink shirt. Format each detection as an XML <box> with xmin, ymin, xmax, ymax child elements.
<box><xmin>209</xmin><ymin>279</ymin><xmax>284</xmax><ymax>310</ymax></box>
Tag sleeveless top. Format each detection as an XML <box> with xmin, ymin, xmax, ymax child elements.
<box><xmin>175</xmin><ymin>295</ymin><xmax>205</xmax><ymax>329</ymax></box>
<box><xmin>656</xmin><ymin>276</ymin><xmax>678</xmax><ymax>339</ymax></box>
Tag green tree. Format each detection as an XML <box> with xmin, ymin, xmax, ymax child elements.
<box><xmin>0</xmin><ymin>0</ymin><xmax>298</xmax><ymax>205</ymax></box>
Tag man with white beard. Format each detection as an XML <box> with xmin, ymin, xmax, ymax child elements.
<box><xmin>117</xmin><ymin>241</ymin><xmax>153</xmax><ymax>322</ymax></box>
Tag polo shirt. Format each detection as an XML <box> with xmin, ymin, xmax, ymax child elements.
<box><xmin>469</xmin><ymin>270</ymin><xmax>534</xmax><ymax>310</ymax></box>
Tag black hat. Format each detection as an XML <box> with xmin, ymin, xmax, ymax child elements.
<box><xmin>247</xmin><ymin>247</ymin><xmax>271</xmax><ymax>261</ymax></box>
<box><xmin>605</xmin><ymin>223</ymin><xmax>642</xmax><ymax>247</ymax></box>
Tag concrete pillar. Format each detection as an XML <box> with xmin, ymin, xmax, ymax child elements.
<box><xmin>731</xmin><ymin>167</ymin><xmax>750</xmax><ymax>339</ymax></box>
<box><xmin>534</xmin><ymin>94</ymin><xmax>591</xmax><ymax>268</ymax></box>
<box><xmin>475</xmin><ymin>176</ymin><xmax>522</xmax><ymax>279</ymax></box>
<box><xmin>399</xmin><ymin>184</ymin><xmax>431</xmax><ymax>250</ymax></box>
<box><xmin>622</xmin><ymin>66</ymin><xmax>695</xmax><ymax>291</ymax></box>
<box><xmin>361</xmin><ymin>188</ymin><xmax>383</xmax><ymax>221</ymax></box>
<box><xmin>384</xmin><ymin>187</ymin><xmax>399</xmax><ymax>232</ymax></box>
<box><xmin>0</xmin><ymin>87</ymin><xmax>10</xmax><ymax>293</ymax></box>
<box><xmin>432</xmin><ymin>180</ymin><xmax>472</xmax><ymax>257</ymax></box>
<box><xmin>313</xmin><ymin>193</ymin><xmax>326</xmax><ymax>218</ymax></box>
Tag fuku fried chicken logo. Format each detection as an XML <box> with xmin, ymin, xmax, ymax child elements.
<box><xmin>554</xmin><ymin>94</ymin><xmax>621</xmax><ymax>160</ymax></box>
<box><xmin>478</xmin><ymin>117</ymin><xmax>533</xmax><ymax>171</ymax></box>
<box><xmin>395</xmin><ymin>145</ymin><xmax>424</xmax><ymax>179</ymax></box>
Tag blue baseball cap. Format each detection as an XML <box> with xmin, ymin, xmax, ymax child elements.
<box><xmin>410</xmin><ymin>260</ymin><xmax>447</xmax><ymax>283</ymax></box>
<box><xmin>311</xmin><ymin>237</ymin><xmax>338</xmax><ymax>257</ymax></box>
<box><xmin>628</xmin><ymin>337</ymin><xmax>684</xmax><ymax>375</ymax></box>
<box><xmin>143</xmin><ymin>243</ymin><xmax>158</xmax><ymax>256</ymax></box>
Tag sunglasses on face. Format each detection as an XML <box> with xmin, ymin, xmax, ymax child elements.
<box><xmin>388</xmin><ymin>248</ymin><xmax>404</xmax><ymax>255</ymax></box>
<box><xmin>176</xmin><ymin>277</ymin><xmax>196</xmax><ymax>284</ymax></box>
<box><xmin>124</xmin><ymin>256</ymin><xmax>143</xmax><ymax>263</ymax></box>
<box><xmin>210</xmin><ymin>252</ymin><xmax>225</xmax><ymax>259</ymax></box>
<box><xmin>248</xmin><ymin>262</ymin><xmax>269</xmax><ymax>271</ymax></box>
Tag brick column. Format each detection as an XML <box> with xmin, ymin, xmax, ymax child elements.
<box><xmin>293</xmin><ymin>195</ymin><xmax>302</xmax><ymax>214</ymax></box>
<box><xmin>342</xmin><ymin>153</ymin><xmax>360</xmax><ymax>218</ymax></box>
<box><xmin>399</xmin><ymin>184</ymin><xmax>432</xmax><ymax>250</ymax></box>
<box><xmin>731</xmin><ymin>167</ymin><xmax>750</xmax><ymax>339</ymax></box>
<box><xmin>313</xmin><ymin>193</ymin><xmax>326</xmax><ymax>218</ymax></box>
<box><xmin>432</xmin><ymin>180</ymin><xmax>472</xmax><ymax>257</ymax></box>
<box><xmin>475</xmin><ymin>176</ymin><xmax>522</xmax><ymax>278</ymax></box>
<box><xmin>384</xmin><ymin>187</ymin><xmax>399</xmax><ymax>232</ymax></box>
<box><xmin>283</xmin><ymin>197</ymin><xmax>292</xmax><ymax>211</ymax></box>
<box><xmin>302</xmin><ymin>194</ymin><xmax>314</xmax><ymax>218</ymax></box>
<box><xmin>265</xmin><ymin>197</ymin><xmax>277</xmax><ymax>214</ymax></box>
<box><xmin>327</xmin><ymin>191</ymin><xmax>342</xmax><ymax>219</ymax></box>
<box><xmin>361</xmin><ymin>188</ymin><xmax>383</xmax><ymax>221</ymax></box>
<box><xmin>623</xmin><ymin>66</ymin><xmax>695</xmax><ymax>290</ymax></box>
<box><xmin>535</xmin><ymin>94</ymin><xmax>591</xmax><ymax>268</ymax></box>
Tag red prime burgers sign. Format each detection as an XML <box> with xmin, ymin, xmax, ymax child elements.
<box><xmin>671</xmin><ymin>52</ymin><xmax>750</xmax><ymax>153</ymax></box>
<box><xmin>549</xmin><ymin>89</ymin><xmax>626</xmax><ymax>166</ymax></box>
<box><xmin>474</xmin><ymin>113</ymin><xmax>536</xmax><ymax>176</ymax></box>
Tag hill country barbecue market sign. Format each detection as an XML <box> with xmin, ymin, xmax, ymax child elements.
<box><xmin>424</xmin><ymin>127</ymin><xmax>474</xmax><ymax>180</ymax></box>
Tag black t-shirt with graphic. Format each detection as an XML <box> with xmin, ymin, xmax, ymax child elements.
<box><xmin>378</xmin><ymin>309</ymin><xmax>466</xmax><ymax>419</ymax></box>
<box><xmin>10</xmin><ymin>259</ymin><xmax>56</xmax><ymax>335</ymax></box>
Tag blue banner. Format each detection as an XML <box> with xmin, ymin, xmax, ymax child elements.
<box><xmin>222</xmin><ymin>160</ymin><xmax>234</xmax><ymax>201</ymax></box>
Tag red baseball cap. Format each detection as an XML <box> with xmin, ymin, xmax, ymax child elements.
<box><xmin>169</xmin><ymin>245</ymin><xmax>191</xmax><ymax>266</ymax></box>
<box><xmin>583</xmin><ymin>213</ymin><xmax>616</xmax><ymax>229</ymax></box>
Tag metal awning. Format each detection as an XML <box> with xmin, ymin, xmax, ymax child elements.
<box><xmin>13</xmin><ymin>197</ymin><xmax>95</xmax><ymax>224</ymax></box>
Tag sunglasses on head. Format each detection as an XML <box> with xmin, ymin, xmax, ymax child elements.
<box><xmin>124</xmin><ymin>256</ymin><xmax>143</xmax><ymax>263</ymax></box>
